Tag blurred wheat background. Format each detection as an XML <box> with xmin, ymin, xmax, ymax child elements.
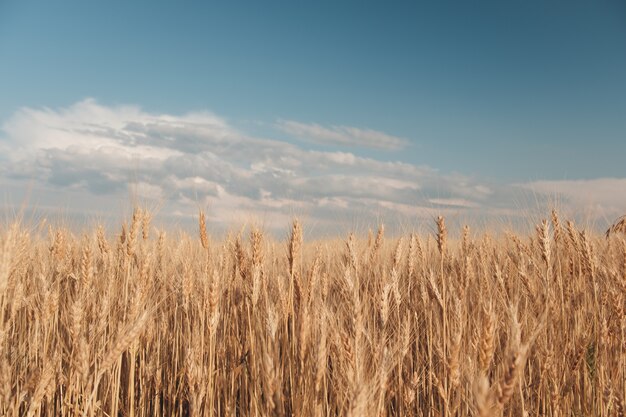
<box><xmin>0</xmin><ymin>208</ymin><xmax>624</xmax><ymax>417</ymax></box>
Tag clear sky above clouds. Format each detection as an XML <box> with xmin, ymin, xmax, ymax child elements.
<box><xmin>1</xmin><ymin>0</ymin><xmax>625</xmax><ymax>233</ymax></box>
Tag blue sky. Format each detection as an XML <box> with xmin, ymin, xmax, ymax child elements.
<box><xmin>1</xmin><ymin>1</ymin><xmax>625</xmax><ymax>231</ymax></box>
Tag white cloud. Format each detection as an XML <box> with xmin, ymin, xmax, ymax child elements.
<box><xmin>2</xmin><ymin>99</ymin><xmax>621</xmax><ymax>234</ymax></box>
<box><xmin>521</xmin><ymin>178</ymin><xmax>626</xmax><ymax>220</ymax></box>
<box><xmin>276</xmin><ymin>119</ymin><xmax>408</xmax><ymax>150</ymax></box>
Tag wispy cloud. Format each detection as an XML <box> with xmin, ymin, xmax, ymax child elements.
<box><xmin>275</xmin><ymin>119</ymin><xmax>408</xmax><ymax>150</ymax></box>
<box><xmin>428</xmin><ymin>198</ymin><xmax>480</xmax><ymax>208</ymax></box>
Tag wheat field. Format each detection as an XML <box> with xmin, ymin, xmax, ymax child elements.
<box><xmin>0</xmin><ymin>209</ymin><xmax>624</xmax><ymax>417</ymax></box>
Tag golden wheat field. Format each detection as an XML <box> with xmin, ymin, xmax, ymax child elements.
<box><xmin>0</xmin><ymin>209</ymin><xmax>624</xmax><ymax>417</ymax></box>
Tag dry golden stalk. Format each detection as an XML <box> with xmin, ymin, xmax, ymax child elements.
<box><xmin>71</xmin><ymin>294</ymin><xmax>89</xmax><ymax>378</ymax></box>
<box><xmin>479</xmin><ymin>306</ymin><xmax>497</xmax><ymax>374</ymax></box>
<box><xmin>141</xmin><ymin>210</ymin><xmax>151</xmax><ymax>241</ymax></box>
<box><xmin>380</xmin><ymin>276</ymin><xmax>391</xmax><ymax>325</ymax></box>
<box><xmin>566</xmin><ymin>220</ymin><xmax>580</xmax><ymax>249</ymax></box>
<box><xmin>551</xmin><ymin>209</ymin><xmax>562</xmax><ymax>243</ymax></box>
<box><xmin>199</xmin><ymin>210</ymin><xmax>209</xmax><ymax>250</ymax></box>
<box><xmin>474</xmin><ymin>376</ymin><xmax>496</xmax><ymax>417</ymax></box>
<box><xmin>261</xmin><ymin>320</ymin><xmax>280</xmax><ymax>414</ymax></box>
<box><xmin>233</xmin><ymin>234</ymin><xmax>248</xmax><ymax>280</ymax></box>
<box><xmin>606</xmin><ymin>215</ymin><xmax>626</xmax><ymax>238</ymax></box>
<box><xmin>50</xmin><ymin>229</ymin><xmax>65</xmax><ymax>260</ymax></box>
<box><xmin>369</xmin><ymin>224</ymin><xmax>384</xmax><ymax>264</ymax></box>
<box><xmin>463</xmin><ymin>255</ymin><xmax>474</xmax><ymax>289</ymax></box>
<box><xmin>436</xmin><ymin>215</ymin><xmax>447</xmax><ymax>257</ymax></box>
<box><xmin>308</xmin><ymin>246</ymin><xmax>322</xmax><ymax>298</ymax></box>
<box><xmin>620</xmin><ymin>238</ymin><xmax>626</xmax><ymax>273</ymax></box>
<box><xmin>498</xmin><ymin>305</ymin><xmax>545</xmax><ymax>412</ymax></box>
<box><xmin>616</xmin><ymin>393</ymin><xmax>625</xmax><ymax>417</ymax></box>
<box><xmin>497</xmin><ymin>343</ymin><xmax>530</xmax><ymax>407</ymax></box>
<box><xmin>99</xmin><ymin>310</ymin><xmax>150</xmax><ymax>374</ymax></box>
<box><xmin>288</xmin><ymin>218</ymin><xmax>303</xmax><ymax>280</ymax></box>
<box><xmin>536</xmin><ymin>219</ymin><xmax>551</xmax><ymax>267</ymax></box>
<box><xmin>400</xmin><ymin>314</ymin><xmax>412</xmax><ymax>359</ymax></box>
<box><xmin>80</xmin><ymin>239</ymin><xmax>93</xmax><ymax>285</ymax></box>
<box><xmin>407</xmin><ymin>233</ymin><xmax>417</xmax><ymax>278</ymax></box>
<box><xmin>347</xmin><ymin>384</ymin><xmax>369</xmax><ymax>417</ymax></box>
<box><xmin>208</xmin><ymin>269</ymin><xmax>220</xmax><ymax>332</ymax></box>
<box><xmin>346</xmin><ymin>233</ymin><xmax>359</xmax><ymax>271</ymax></box>
<box><xmin>299</xmin><ymin>302</ymin><xmax>311</xmax><ymax>368</ymax></box>
<box><xmin>127</xmin><ymin>207</ymin><xmax>141</xmax><ymax>257</ymax></box>
<box><xmin>118</xmin><ymin>223</ymin><xmax>127</xmax><ymax>246</ymax></box>
<box><xmin>315</xmin><ymin>310</ymin><xmax>328</xmax><ymax>395</ymax></box>
<box><xmin>136</xmin><ymin>257</ymin><xmax>151</xmax><ymax>310</ymax></box>
<box><xmin>250</xmin><ymin>229</ymin><xmax>263</xmax><ymax>306</ymax></box>
<box><xmin>157</xmin><ymin>230</ymin><xmax>165</xmax><ymax>261</ymax></box>
<box><xmin>580</xmin><ymin>230</ymin><xmax>595</xmax><ymax>277</ymax></box>
<box><xmin>448</xmin><ymin>330</ymin><xmax>462</xmax><ymax>387</ymax></box>
<box><xmin>392</xmin><ymin>237</ymin><xmax>404</xmax><ymax>270</ymax></box>
<box><xmin>462</xmin><ymin>224</ymin><xmax>470</xmax><ymax>255</ymax></box>
<box><xmin>0</xmin><ymin>224</ymin><xmax>19</xmax><ymax>294</ymax></box>
<box><xmin>0</xmin><ymin>356</ymin><xmax>10</xmax><ymax>407</ymax></box>
<box><xmin>427</xmin><ymin>270</ymin><xmax>444</xmax><ymax>309</ymax></box>
<box><xmin>321</xmin><ymin>270</ymin><xmax>329</xmax><ymax>301</ymax></box>
<box><xmin>96</xmin><ymin>225</ymin><xmax>110</xmax><ymax>255</ymax></box>
<box><xmin>26</xmin><ymin>362</ymin><xmax>56</xmax><ymax>417</ymax></box>
<box><xmin>391</xmin><ymin>266</ymin><xmax>401</xmax><ymax>307</ymax></box>
<box><xmin>250</xmin><ymin>227</ymin><xmax>264</xmax><ymax>267</ymax></box>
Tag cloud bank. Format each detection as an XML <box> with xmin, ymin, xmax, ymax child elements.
<box><xmin>1</xmin><ymin>99</ymin><xmax>623</xmax><ymax>234</ymax></box>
